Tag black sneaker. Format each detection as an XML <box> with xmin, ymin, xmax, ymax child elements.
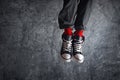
<box><xmin>73</xmin><ymin>35</ymin><xmax>85</xmax><ymax>63</ymax></box>
<box><xmin>61</xmin><ymin>33</ymin><xmax>72</xmax><ymax>62</ymax></box>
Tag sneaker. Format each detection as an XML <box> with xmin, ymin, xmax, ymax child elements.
<box><xmin>61</xmin><ymin>33</ymin><xmax>72</xmax><ymax>62</ymax></box>
<box><xmin>73</xmin><ymin>35</ymin><xmax>85</xmax><ymax>63</ymax></box>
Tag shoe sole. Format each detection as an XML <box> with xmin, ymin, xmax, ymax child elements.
<box><xmin>64</xmin><ymin>59</ymin><xmax>72</xmax><ymax>62</ymax></box>
<box><xmin>73</xmin><ymin>56</ymin><xmax>84</xmax><ymax>63</ymax></box>
<box><xmin>61</xmin><ymin>55</ymin><xmax>72</xmax><ymax>62</ymax></box>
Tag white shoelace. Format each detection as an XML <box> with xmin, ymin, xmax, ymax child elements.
<box><xmin>63</xmin><ymin>39</ymin><xmax>72</xmax><ymax>52</ymax></box>
<box><xmin>74</xmin><ymin>41</ymin><xmax>82</xmax><ymax>52</ymax></box>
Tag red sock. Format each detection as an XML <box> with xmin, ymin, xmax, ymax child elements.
<box><xmin>74</xmin><ymin>30</ymin><xmax>84</xmax><ymax>37</ymax></box>
<box><xmin>64</xmin><ymin>27</ymin><xmax>72</xmax><ymax>35</ymax></box>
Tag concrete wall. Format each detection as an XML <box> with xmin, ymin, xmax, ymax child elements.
<box><xmin>0</xmin><ymin>0</ymin><xmax>120</xmax><ymax>80</ymax></box>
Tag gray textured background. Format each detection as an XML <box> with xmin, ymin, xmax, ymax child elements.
<box><xmin>0</xmin><ymin>0</ymin><xmax>120</xmax><ymax>80</ymax></box>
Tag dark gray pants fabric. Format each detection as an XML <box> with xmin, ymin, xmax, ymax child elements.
<box><xmin>58</xmin><ymin>0</ymin><xmax>91</xmax><ymax>30</ymax></box>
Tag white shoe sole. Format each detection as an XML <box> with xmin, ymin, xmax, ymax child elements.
<box><xmin>73</xmin><ymin>54</ymin><xmax>84</xmax><ymax>63</ymax></box>
<box><xmin>64</xmin><ymin>59</ymin><xmax>72</xmax><ymax>62</ymax></box>
<box><xmin>61</xmin><ymin>54</ymin><xmax>72</xmax><ymax>62</ymax></box>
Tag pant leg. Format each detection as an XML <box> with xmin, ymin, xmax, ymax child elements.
<box><xmin>58</xmin><ymin>0</ymin><xmax>80</xmax><ymax>29</ymax></box>
<box><xmin>74</xmin><ymin>0</ymin><xmax>90</xmax><ymax>30</ymax></box>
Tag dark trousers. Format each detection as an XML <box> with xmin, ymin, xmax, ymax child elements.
<box><xmin>58</xmin><ymin>0</ymin><xmax>90</xmax><ymax>30</ymax></box>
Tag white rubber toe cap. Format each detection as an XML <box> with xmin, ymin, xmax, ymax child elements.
<box><xmin>62</xmin><ymin>54</ymin><xmax>71</xmax><ymax>62</ymax></box>
<box><xmin>74</xmin><ymin>54</ymin><xmax>84</xmax><ymax>63</ymax></box>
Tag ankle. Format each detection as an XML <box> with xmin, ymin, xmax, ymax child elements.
<box><xmin>64</xmin><ymin>27</ymin><xmax>73</xmax><ymax>35</ymax></box>
<box><xmin>74</xmin><ymin>30</ymin><xmax>84</xmax><ymax>37</ymax></box>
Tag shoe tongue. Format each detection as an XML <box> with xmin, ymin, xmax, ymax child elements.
<box><xmin>74</xmin><ymin>35</ymin><xmax>83</xmax><ymax>41</ymax></box>
<box><xmin>62</xmin><ymin>34</ymin><xmax>72</xmax><ymax>41</ymax></box>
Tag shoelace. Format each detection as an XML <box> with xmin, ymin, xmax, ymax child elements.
<box><xmin>73</xmin><ymin>41</ymin><xmax>82</xmax><ymax>52</ymax></box>
<box><xmin>63</xmin><ymin>39</ymin><xmax>72</xmax><ymax>52</ymax></box>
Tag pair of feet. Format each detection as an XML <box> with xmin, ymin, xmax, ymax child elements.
<box><xmin>61</xmin><ymin>33</ymin><xmax>85</xmax><ymax>63</ymax></box>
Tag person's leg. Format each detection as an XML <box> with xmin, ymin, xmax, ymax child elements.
<box><xmin>58</xmin><ymin>0</ymin><xmax>80</xmax><ymax>62</ymax></box>
<box><xmin>74</xmin><ymin>0</ymin><xmax>90</xmax><ymax>30</ymax></box>
<box><xmin>73</xmin><ymin>0</ymin><xmax>90</xmax><ymax>63</ymax></box>
<box><xmin>58</xmin><ymin>0</ymin><xmax>80</xmax><ymax>29</ymax></box>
